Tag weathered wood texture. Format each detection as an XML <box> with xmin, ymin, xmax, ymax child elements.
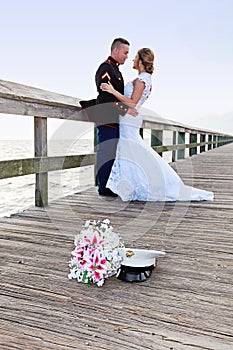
<box><xmin>0</xmin><ymin>154</ymin><xmax>96</xmax><ymax>179</ymax></box>
<box><xmin>1</xmin><ymin>78</ymin><xmax>232</xmax><ymax>137</ymax></box>
<box><xmin>34</xmin><ymin>116</ymin><xmax>48</xmax><ymax>206</ymax></box>
<box><xmin>153</xmin><ymin>139</ymin><xmax>233</xmax><ymax>153</ymax></box>
<box><xmin>0</xmin><ymin>79</ymin><xmax>83</xmax><ymax>121</ymax></box>
<box><xmin>1</xmin><ymin>141</ymin><xmax>233</xmax><ymax>349</ymax></box>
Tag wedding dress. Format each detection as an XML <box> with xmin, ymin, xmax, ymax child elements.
<box><xmin>106</xmin><ymin>72</ymin><xmax>214</xmax><ymax>202</ymax></box>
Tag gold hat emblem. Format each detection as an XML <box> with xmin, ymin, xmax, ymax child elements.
<box><xmin>126</xmin><ymin>249</ymin><xmax>135</xmax><ymax>258</ymax></box>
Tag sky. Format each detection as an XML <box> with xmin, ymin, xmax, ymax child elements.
<box><xmin>0</xmin><ymin>0</ymin><xmax>233</xmax><ymax>140</ymax></box>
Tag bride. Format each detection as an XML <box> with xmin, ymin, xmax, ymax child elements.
<box><xmin>100</xmin><ymin>48</ymin><xmax>214</xmax><ymax>202</ymax></box>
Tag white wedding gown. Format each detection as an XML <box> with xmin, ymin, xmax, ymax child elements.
<box><xmin>106</xmin><ymin>72</ymin><xmax>214</xmax><ymax>202</ymax></box>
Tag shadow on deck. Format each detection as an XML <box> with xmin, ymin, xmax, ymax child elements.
<box><xmin>1</xmin><ymin>144</ymin><xmax>233</xmax><ymax>349</ymax></box>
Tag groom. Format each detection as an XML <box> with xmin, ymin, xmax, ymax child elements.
<box><xmin>95</xmin><ymin>37</ymin><xmax>137</xmax><ymax>196</ymax></box>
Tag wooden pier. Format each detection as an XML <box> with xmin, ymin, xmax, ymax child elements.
<box><xmin>1</xmin><ymin>142</ymin><xmax>233</xmax><ymax>350</ymax></box>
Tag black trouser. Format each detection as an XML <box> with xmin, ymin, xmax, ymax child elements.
<box><xmin>96</xmin><ymin>124</ymin><xmax>119</xmax><ymax>194</ymax></box>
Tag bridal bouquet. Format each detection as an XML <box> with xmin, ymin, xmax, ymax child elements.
<box><xmin>68</xmin><ymin>219</ymin><xmax>124</xmax><ymax>286</ymax></box>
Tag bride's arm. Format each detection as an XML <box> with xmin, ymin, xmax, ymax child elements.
<box><xmin>100</xmin><ymin>79</ymin><xmax>145</xmax><ymax>108</ymax></box>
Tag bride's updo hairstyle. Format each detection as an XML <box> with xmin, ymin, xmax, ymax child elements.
<box><xmin>138</xmin><ymin>48</ymin><xmax>154</xmax><ymax>74</ymax></box>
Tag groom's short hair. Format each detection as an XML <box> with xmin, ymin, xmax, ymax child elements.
<box><xmin>111</xmin><ymin>37</ymin><xmax>130</xmax><ymax>52</ymax></box>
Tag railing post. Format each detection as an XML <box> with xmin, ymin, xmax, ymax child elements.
<box><xmin>189</xmin><ymin>133</ymin><xmax>197</xmax><ymax>156</ymax></box>
<box><xmin>213</xmin><ymin>135</ymin><xmax>217</xmax><ymax>148</ymax></box>
<box><xmin>34</xmin><ymin>117</ymin><xmax>48</xmax><ymax>207</ymax></box>
<box><xmin>208</xmin><ymin>135</ymin><xmax>212</xmax><ymax>150</ymax></box>
<box><xmin>200</xmin><ymin>134</ymin><xmax>206</xmax><ymax>153</ymax></box>
<box><xmin>172</xmin><ymin>131</ymin><xmax>177</xmax><ymax>162</ymax></box>
<box><xmin>219</xmin><ymin>136</ymin><xmax>223</xmax><ymax>147</ymax></box>
<box><xmin>151</xmin><ymin>130</ymin><xmax>163</xmax><ymax>157</ymax></box>
<box><xmin>177</xmin><ymin>131</ymin><xmax>185</xmax><ymax>159</ymax></box>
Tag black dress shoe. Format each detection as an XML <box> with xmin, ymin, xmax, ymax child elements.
<box><xmin>99</xmin><ymin>190</ymin><xmax>118</xmax><ymax>197</ymax></box>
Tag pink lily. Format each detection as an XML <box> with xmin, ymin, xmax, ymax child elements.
<box><xmin>84</xmin><ymin>232</ymin><xmax>105</xmax><ymax>248</ymax></box>
<box><xmin>73</xmin><ymin>246</ymin><xmax>87</xmax><ymax>266</ymax></box>
<box><xmin>86</xmin><ymin>249</ymin><xmax>107</xmax><ymax>281</ymax></box>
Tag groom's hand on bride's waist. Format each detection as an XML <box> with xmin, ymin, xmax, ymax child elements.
<box><xmin>127</xmin><ymin>107</ymin><xmax>138</xmax><ymax>117</ymax></box>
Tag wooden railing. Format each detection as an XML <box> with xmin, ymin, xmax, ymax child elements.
<box><xmin>0</xmin><ymin>79</ymin><xmax>232</xmax><ymax>207</ymax></box>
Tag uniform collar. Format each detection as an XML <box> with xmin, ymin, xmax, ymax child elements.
<box><xmin>107</xmin><ymin>56</ymin><xmax>119</xmax><ymax>66</ymax></box>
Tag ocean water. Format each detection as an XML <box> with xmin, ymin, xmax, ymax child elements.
<box><xmin>0</xmin><ymin>139</ymin><xmax>95</xmax><ymax>217</ymax></box>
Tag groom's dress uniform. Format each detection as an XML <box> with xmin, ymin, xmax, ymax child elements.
<box><xmin>95</xmin><ymin>56</ymin><xmax>128</xmax><ymax>195</ymax></box>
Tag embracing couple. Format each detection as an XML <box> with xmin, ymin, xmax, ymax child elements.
<box><xmin>83</xmin><ymin>37</ymin><xmax>213</xmax><ymax>202</ymax></box>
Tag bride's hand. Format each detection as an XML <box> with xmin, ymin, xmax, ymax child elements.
<box><xmin>100</xmin><ymin>82</ymin><xmax>115</xmax><ymax>94</ymax></box>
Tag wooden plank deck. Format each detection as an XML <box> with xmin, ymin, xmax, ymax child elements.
<box><xmin>1</xmin><ymin>143</ymin><xmax>233</xmax><ymax>350</ymax></box>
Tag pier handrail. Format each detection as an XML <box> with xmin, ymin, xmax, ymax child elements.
<box><xmin>0</xmin><ymin>78</ymin><xmax>232</xmax><ymax>207</ymax></box>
